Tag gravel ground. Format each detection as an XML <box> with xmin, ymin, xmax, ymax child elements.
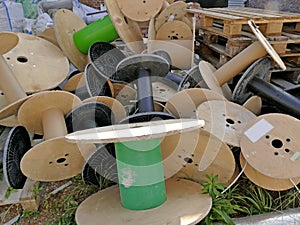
<box><xmin>247</xmin><ymin>0</ymin><xmax>300</xmax><ymax>13</ymax></box>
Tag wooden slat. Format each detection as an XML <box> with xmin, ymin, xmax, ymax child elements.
<box><xmin>208</xmin><ymin>7</ymin><xmax>283</xmax><ymax>20</ymax></box>
<box><xmin>0</xmin><ymin>179</ymin><xmax>40</xmax><ymax>211</ymax></box>
<box><xmin>187</xmin><ymin>8</ymin><xmax>247</xmax><ymax>22</ymax></box>
<box><xmin>192</xmin><ymin>7</ymin><xmax>300</xmax><ymax>37</ymax></box>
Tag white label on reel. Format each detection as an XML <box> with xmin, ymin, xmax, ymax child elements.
<box><xmin>244</xmin><ymin>118</ymin><xmax>274</xmax><ymax>143</ymax></box>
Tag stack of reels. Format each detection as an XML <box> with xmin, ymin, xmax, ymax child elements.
<box><xmin>0</xmin><ymin>1</ymin><xmax>300</xmax><ymax>224</ymax></box>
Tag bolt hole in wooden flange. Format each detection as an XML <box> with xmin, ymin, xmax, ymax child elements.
<box><xmin>241</xmin><ymin>113</ymin><xmax>300</xmax><ymax>179</ymax></box>
<box><xmin>196</xmin><ymin>100</ymin><xmax>256</xmax><ymax>147</ymax></box>
<box><xmin>161</xmin><ymin>129</ymin><xmax>236</xmax><ymax>183</ymax></box>
<box><xmin>0</xmin><ymin>32</ymin><xmax>70</xmax><ymax>93</ymax></box>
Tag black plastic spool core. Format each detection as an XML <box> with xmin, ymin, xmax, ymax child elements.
<box><xmin>88</xmin><ymin>42</ymin><xmax>126</xmax><ymax>82</ymax></box>
<box><xmin>82</xmin><ymin>143</ymin><xmax>117</xmax><ymax>186</ymax></box>
<box><xmin>3</xmin><ymin>126</ymin><xmax>31</xmax><ymax>189</ymax></box>
<box><xmin>84</xmin><ymin>63</ymin><xmax>112</xmax><ymax>97</ymax></box>
<box><xmin>65</xmin><ymin>102</ymin><xmax>115</xmax><ymax>133</ymax></box>
<box><xmin>116</xmin><ymin>54</ymin><xmax>175</xmax><ymax>123</ymax></box>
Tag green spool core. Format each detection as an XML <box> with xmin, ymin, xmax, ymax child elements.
<box><xmin>115</xmin><ymin>138</ymin><xmax>166</xmax><ymax>210</ymax></box>
<box><xmin>73</xmin><ymin>14</ymin><xmax>119</xmax><ymax>54</ymax></box>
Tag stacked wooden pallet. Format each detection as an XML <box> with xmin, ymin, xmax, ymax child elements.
<box><xmin>188</xmin><ymin>7</ymin><xmax>300</xmax><ymax>68</ymax></box>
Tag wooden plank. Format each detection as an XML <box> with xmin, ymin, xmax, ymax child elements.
<box><xmin>187</xmin><ymin>8</ymin><xmax>247</xmax><ymax>22</ymax></box>
<box><xmin>208</xmin><ymin>7</ymin><xmax>283</xmax><ymax>20</ymax></box>
<box><xmin>0</xmin><ymin>180</ymin><xmax>23</xmax><ymax>205</ymax></box>
<box><xmin>193</xmin><ymin>7</ymin><xmax>300</xmax><ymax>37</ymax></box>
<box><xmin>0</xmin><ymin>179</ymin><xmax>40</xmax><ymax>211</ymax></box>
<box><xmin>19</xmin><ymin>179</ymin><xmax>40</xmax><ymax>211</ymax></box>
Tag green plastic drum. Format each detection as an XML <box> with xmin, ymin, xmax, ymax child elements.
<box><xmin>115</xmin><ymin>138</ymin><xmax>166</xmax><ymax>210</ymax></box>
<box><xmin>73</xmin><ymin>15</ymin><xmax>119</xmax><ymax>54</ymax></box>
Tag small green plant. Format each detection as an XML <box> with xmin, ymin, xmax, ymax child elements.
<box><xmin>5</xmin><ymin>186</ymin><xmax>18</xmax><ymax>198</ymax></box>
<box><xmin>21</xmin><ymin>210</ymin><xmax>40</xmax><ymax>218</ymax></box>
<box><xmin>31</xmin><ymin>183</ymin><xmax>44</xmax><ymax>199</ymax></box>
<box><xmin>274</xmin><ymin>188</ymin><xmax>300</xmax><ymax>211</ymax></box>
<box><xmin>235</xmin><ymin>184</ymin><xmax>274</xmax><ymax>215</ymax></box>
<box><xmin>0</xmin><ymin>168</ymin><xmax>3</xmax><ymax>180</ymax></box>
<box><xmin>199</xmin><ymin>174</ymin><xmax>242</xmax><ymax>225</ymax></box>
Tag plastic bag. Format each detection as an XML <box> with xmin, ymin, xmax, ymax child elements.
<box><xmin>0</xmin><ymin>1</ymin><xmax>25</xmax><ymax>32</ymax></box>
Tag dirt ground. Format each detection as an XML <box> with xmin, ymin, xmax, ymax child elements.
<box><xmin>0</xmin><ymin>176</ymin><xmax>99</xmax><ymax>225</ymax></box>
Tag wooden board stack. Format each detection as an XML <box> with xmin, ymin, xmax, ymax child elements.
<box><xmin>188</xmin><ymin>7</ymin><xmax>300</xmax><ymax>68</ymax></box>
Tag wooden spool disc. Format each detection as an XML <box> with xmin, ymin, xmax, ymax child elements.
<box><xmin>152</xmin><ymin>81</ymin><xmax>177</xmax><ymax>103</ymax></box>
<box><xmin>0</xmin><ymin>91</ymin><xmax>25</xmax><ymax>126</ymax></box>
<box><xmin>38</xmin><ymin>27</ymin><xmax>59</xmax><ymax>48</ymax></box>
<box><xmin>116</xmin><ymin>0</ymin><xmax>164</xmax><ymax>22</ymax></box>
<box><xmin>75</xmin><ymin>178</ymin><xmax>212</xmax><ymax>225</ymax></box>
<box><xmin>65</xmin><ymin>118</ymin><xmax>205</xmax><ymax>144</ymax></box>
<box><xmin>62</xmin><ymin>72</ymin><xmax>85</xmax><ymax>91</ymax></box>
<box><xmin>240</xmin><ymin>113</ymin><xmax>300</xmax><ymax>179</ymax></box>
<box><xmin>197</xmin><ymin>100</ymin><xmax>256</xmax><ymax>147</ymax></box>
<box><xmin>248</xmin><ymin>20</ymin><xmax>286</xmax><ymax>70</ymax></box>
<box><xmin>106</xmin><ymin>0</ymin><xmax>145</xmax><ymax>53</ymax></box>
<box><xmin>20</xmin><ymin>137</ymin><xmax>96</xmax><ymax>182</ymax></box>
<box><xmin>0</xmin><ymin>97</ymin><xmax>30</xmax><ymax>121</ymax></box>
<box><xmin>0</xmin><ymin>90</ymin><xmax>8</xmax><ymax>109</ymax></box>
<box><xmin>1</xmin><ymin>32</ymin><xmax>69</xmax><ymax>93</ymax></box>
<box><xmin>161</xmin><ymin>129</ymin><xmax>235</xmax><ymax>184</ymax></box>
<box><xmin>240</xmin><ymin>153</ymin><xmax>300</xmax><ymax>191</ymax></box>
<box><xmin>0</xmin><ymin>32</ymin><xmax>18</xmax><ymax>55</ymax></box>
<box><xmin>242</xmin><ymin>95</ymin><xmax>262</xmax><ymax>115</ymax></box>
<box><xmin>198</xmin><ymin>60</ymin><xmax>232</xmax><ymax>98</ymax></box>
<box><xmin>111</xmin><ymin>83</ymin><xmax>137</xmax><ymax>107</ymax></box>
<box><xmin>154</xmin><ymin>1</ymin><xmax>187</xmax><ymax>31</ymax></box>
<box><xmin>83</xmin><ymin>96</ymin><xmax>127</xmax><ymax>123</ymax></box>
<box><xmin>18</xmin><ymin>91</ymin><xmax>82</xmax><ymax>135</ymax></box>
<box><xmin>53</xmin><ymin>9</ymin><xmax>89</xmax><ymax>71</ymax></box>
<box><xmin>156</xmin><ymin>20</ymin><xmax>193</xmax><ymax>40</ymax></box>
<box><xmin>164</xmin><ymin>88</ymin><xmax>226</xmax><ymax>119</ymax></box>
<box><xmin>0</xmin><ymin>115</ymin><xmax>19</xmax><ymax>127</ymax></box>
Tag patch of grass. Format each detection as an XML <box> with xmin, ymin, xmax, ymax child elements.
<box><xmin>21</xmin><ymin>210</ymin><xmax>40</xmax><ymax>219</ymax></box>
<box><xmin>5</xmin><ymin>187</ymin><xmax>18</xmax><ymax>199</ymax></box>
<box><xmin>232</xmin><ymin>181</ymin><xmax>275</xmax><ymax>215</ymax></box>
<box><xmin>199</xmin><ymin>174</ymin><xmax>242</xmax><ymax>225</ymax></box>
<box><xmin>40</xmin><ymin>174</ymin><xmax>112</xmax><ymax>225</ymax></box>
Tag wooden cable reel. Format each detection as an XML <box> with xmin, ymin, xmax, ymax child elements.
<box><xmin>65</xmin><ymin>119</ymin><xmax>212</xmax><ymax>225</ymax></box>
<box><xmin>0</xmin><ymin>32</ymin><xmax>69</xmax><ymax>127</ymax></box>
<box><xmin>164</xmin><ymin>88</ymin><xmax>226</xmax><ymax>119</ymax></box>
<box><xmin>18</xmin><ymin>90</ymin><xmax>96</xmax><ymax>182</ymax></box>
<box><xmin>53</xmin><ymin>9</ymin><xmax>89</xmax><ymax>71</ymax></box>
<box><xmin>196</xmin><ymin>100</ymin><xmax>256</xmax><ymax>147</ymax></box>
<box><xmin>198</xmin><ymin>20</ymin><xmax>286</xmax><ymax>100</ymax></box>
<box><xmin>105</xmin><ymin>0</ymin><xmax>145</xmax><ymax>53</ymax></box>
<box><xmin>0</xmin><ymin>32</ymin><xmax>69</xmax><ymax>93</ymax></box>
<box><xmin>240</xmin><ymin>153</ymin><xmax>300</xmax><ymax>191</ymax></box>
<box><xmin>161</xmin><ymin>129</ymin><xmax>236</xmax><ymax>184</ymax></box>
<box><xmin>240</xmin><ymin>113</ymin><xmax>300</xmax><ymax>179</ymax></box>
<box><xmin>116</xmin><ymin>0</ymin><xmax>164</xmax><ymax>22</ymax></box>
